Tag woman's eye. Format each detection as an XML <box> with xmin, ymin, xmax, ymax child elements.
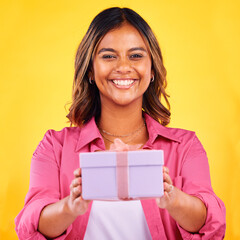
<box><xmin>102</xmin><ymin>55</ymin><xmax>116</xmax><ymax>59</ymax></box>
<box><xmin>130</xmin><ymin>54</ymin><xmax>143</xmax><ymax>59</ymax></box>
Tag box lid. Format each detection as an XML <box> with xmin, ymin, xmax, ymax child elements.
<box><xmin>80</xmin><ymin>150</ymin><xmax>164</xmax><ymax>168</ymax></box>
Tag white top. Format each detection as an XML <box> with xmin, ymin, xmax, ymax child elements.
<box><xmin>84</xmin><ymin>200</ymin><xmax>152</xmax><ymax>240</ymax></box>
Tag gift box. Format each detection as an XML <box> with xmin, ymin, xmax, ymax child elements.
<box><xmin>79</xmin><ymin>150</ymin><xmax>164</xmax><ymax>200</ymax></box>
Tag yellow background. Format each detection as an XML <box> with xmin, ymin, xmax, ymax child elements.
<box><xmin>0</xmin><ymin>0</ymin><xmax>239</xmax><ymax>239</ymax></box>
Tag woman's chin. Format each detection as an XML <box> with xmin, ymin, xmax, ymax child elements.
<box><xmin>111</xmin><ymin>97</ymin><xmax>142</xmax><ymax>108</ymax></box>
<box><xmin>100</xmin><ymin>92</ymin><xmax>143</xmax><ymax>108</ymax></box>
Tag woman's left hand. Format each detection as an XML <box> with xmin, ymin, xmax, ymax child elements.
<box><xmin>155</xmin><ymin>166</ymin><xmax>207</xmax><ymax>232</ymax></box>
<box><xmin>155</xmin><ymin>166</ymin><xmax>176</xmax><ymax>209</ymax></box>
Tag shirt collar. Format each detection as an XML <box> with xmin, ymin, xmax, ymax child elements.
<box><xmin>76</xmin><ymin>113</ymin><xmax>181</xmax><ymax>152</ymax></box>
<box><xmin>75</xmin><ymin>117</ymin><xmax>105</xmax><ymax>152</ymax></box>
<box><xmin>143</xmin><ymin>113</ymin><xmax>181</xmax><ymax>144</ymax></box>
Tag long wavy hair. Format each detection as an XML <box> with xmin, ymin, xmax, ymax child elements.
<box><xmin>67</xmin><ymin>7</ymin><xmax>171</xmax><ymax>126</ymax></box>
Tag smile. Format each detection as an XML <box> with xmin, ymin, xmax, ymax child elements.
<box><xmin>112</xmin><ymin>79</ymin><xmax>135</xmax><ymax>86</ymax></box>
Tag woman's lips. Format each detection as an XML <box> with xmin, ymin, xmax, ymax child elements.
<box><xmin>112</xmin><ymin>79</ymin><xmax>134</xmax><ymax>86</ymax></box>
<box><xmin>110</xmin><ymin>79</ymin><xmax>137</xmax><ymax>89</ymax></box>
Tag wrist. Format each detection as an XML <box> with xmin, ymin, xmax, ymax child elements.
<box><xmin>165</xmin><ymin>187</ymin><xmax>181</xmax><ymax>212</ymax></box>
<box><xmin>62</xmin><ymin>196</ymin><xmax>78</xmax><ymax>219</ymax></box>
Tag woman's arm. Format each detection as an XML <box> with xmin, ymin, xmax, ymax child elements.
<box><xmin>156</xmin><ymin>167</ymin><xmax>207</xmax><ymax>233</ymax></box>
<box><xmin>38</xmin><ymin>168</ymin><xmax>90</xmax><ymax>239</ymax></box>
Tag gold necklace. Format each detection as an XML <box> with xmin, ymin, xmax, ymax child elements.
<box><xmin>99</xmin><ymin>119</ymin><xmax>146</xmax><ymax>138</ymax></box>
<box><xmin>99</xmin><ymin>119</ymin><xmax>146</xmax><ymax>144</ymax></box>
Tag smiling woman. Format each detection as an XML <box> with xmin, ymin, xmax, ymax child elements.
<box><xmin>67</xmin><ymin>7</ymin><xmax>170</xmax><ymax>128</ymax></box>
<box><xmin>15</xmin><ymin>7</ymin><xmax>226</xmax><ymax>240</ymax></box>
<box><xmin>92</xmin><ymin>24</ymin><xmax>152</xmax><ymax>111</ymax></box>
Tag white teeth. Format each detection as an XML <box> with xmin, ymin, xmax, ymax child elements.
<box><xmin>112</xmin><ymin>80</ymin><xmax>134</xmax><ymax>86</ymax></box>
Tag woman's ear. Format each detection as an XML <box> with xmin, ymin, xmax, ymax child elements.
<box><xmin>88</xmin><ymin>69</ymin><xmax>95</xmax><ymax>84</ymax></box>
<box><xmin>151</xmin><ymin>69</ymin><xmax>154</xmax><ymax>79</ymax></box>
<box><xmin>150</xmin><ymin>70</ymin><xmax>155</xmax><ymax>82</ymax></box>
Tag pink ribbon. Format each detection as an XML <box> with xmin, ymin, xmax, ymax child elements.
<box><xmin>109</xmin><ymin>138</ymin><xmax>142</xmax><ymax>200</ymax></box>
<box><xmin>116</xmin><ymin>151</ymin><xmax>129</xmax><ymax>199</ymax></box>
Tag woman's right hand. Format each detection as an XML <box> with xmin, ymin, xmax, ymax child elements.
<box><xmin>38</xmin><ymin>168</ymin><xmax>91</xmax><ymax>238</ymax></box>
<box><xmin>67</xmin><ymin>168</ymin><xmax>91</xmax><ymax>217</ymax></box>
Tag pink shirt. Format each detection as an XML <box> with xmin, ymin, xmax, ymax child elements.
<box><xmin>15</xmin><ymin>113</ymin><xmax>226</xmax><ymax>239</ymax></box>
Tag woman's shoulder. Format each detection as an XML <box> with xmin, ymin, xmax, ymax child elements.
<box><xmin>41</xmin><ymin>126</ymin><xmax>81</xmax><ymax>145</ymax></box>
<box><xmin>163</xmin><ymin>125</ymin><xmax>199</xmax><ymax>147</ymax></box>
<box><xmin>164</xmin><ymin>125</ymin><xmax>196</xmax><ymax>138</ymax></box>
<box><xmin>145</xmin><ymin>113</ymin><xmax>196</xmax><ymax>142</ymax></box>
<box><xmin>163</xmin><ymin>125</ymin><xmax>207</xmax><ymax>154</ymax></box>
<box><xmin>47</xmin><ymin>126</ymin><xmax>80</xmax><ymax>135</ymax></box>
<box><xmin>146</xmin><ymin>115</ymin><xmax>196</xmax><ymax>143</ymax></box>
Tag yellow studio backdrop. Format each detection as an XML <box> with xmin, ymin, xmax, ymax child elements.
<box><xmin>0</xmin><ymin>0</ymin><xmax>239</xmax><ymax>239</ymax></box>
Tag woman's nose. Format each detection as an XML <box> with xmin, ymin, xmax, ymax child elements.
<box><xmin>115</xmin><ymin>58</ymin><xmax>132</xmax><ymax>73</ymax></box>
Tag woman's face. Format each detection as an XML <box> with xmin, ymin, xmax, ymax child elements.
<box><xmin>92</xmin><ymin>23</ymin><xmax>153</xmax><ymax>107</ymax></box>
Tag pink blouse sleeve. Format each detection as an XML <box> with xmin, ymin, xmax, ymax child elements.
<box><xmin>174</xmin><ymin>135</ymin><xmax>226</xmax><ymax>239</ymax></box>
<box><xmin>15</xmin><ymin>130</ymin><xmax>72</xmax><ymax>239</ymax></box>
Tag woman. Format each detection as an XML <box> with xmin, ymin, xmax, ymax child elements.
<box><xmin>15</xmin><ymin>7</ymin><xmax>226</xmax><ymax>239</ymax></box>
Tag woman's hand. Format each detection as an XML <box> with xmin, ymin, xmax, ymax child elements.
<box><xmin>155</xmin><ymin>166</ymin><xmax>207</xmax><ymax>233</ymax></box>
<box><xmin>156</xmin><ymin>166</ymin><xmax>176</xmax><ymax>210</ymax></box>
<box><xmin>38</xmin><ymin>168</ymin><xmax>91</xmax><ymax>238</ymax></box>
<box><xmin>67</xmin><ymin>168</ymin><xmax>91</xmax><ymax>217</ymax></box>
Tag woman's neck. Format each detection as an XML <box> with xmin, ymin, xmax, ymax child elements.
<box><xmin>97</xmin><ymin>103</ymin><xmax>148</xmax><ymax>150</ymax></box>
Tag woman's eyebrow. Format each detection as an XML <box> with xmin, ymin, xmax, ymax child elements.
<box><xmin>98</xmin><ymin>48</ymin><xmax>116</xmax><ymax>54</ymax></box>
<box><xmin>98</xmin><ymin>47</ymin><xmax>147</xmax><ymax>54</ymax></box>
<box><xmin>128</xmin><ymin>47</ymin><xmax>147</xmax><ymax>52</ymax></box>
